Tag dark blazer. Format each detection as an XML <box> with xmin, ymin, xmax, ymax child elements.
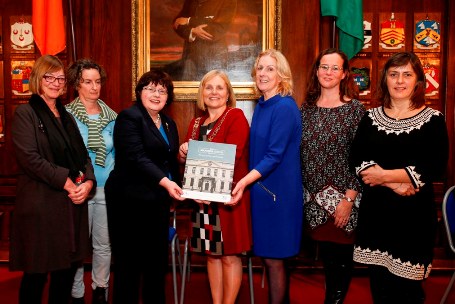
<box><xmin>105</xmin><ymin>102</ymin><xmax>181</xmax><ymax>249</ymax></box>
<box><xmin>10</xmin><ymin>102</ymin><xmax>95</xmax><ymax>273</ymax></box>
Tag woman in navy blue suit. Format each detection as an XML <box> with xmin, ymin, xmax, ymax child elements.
<box><xmin>105</xmin><ymin>70</ymin><xmax>184</xmax><ymax>304</ymax></box>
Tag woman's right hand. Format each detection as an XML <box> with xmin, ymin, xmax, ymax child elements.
<box><xmin>178</xmin><ymin>142</ymin><xmax>189</xmax><ymax>162</ymax></box>
<box><xmin>159</xmin><ymin>177</ymin><xmax>185</xmax><ymax>201</ymax></box>
<box><xmin>230</xmin><ymin>179</ymin><xmax>246</xmax><ymax>205</ymax></box>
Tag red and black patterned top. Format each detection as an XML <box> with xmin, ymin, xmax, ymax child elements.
<box><xmin>300</xmin><ymin>99</ymin><xmax>365</xmax><ymax>244</ymax></box>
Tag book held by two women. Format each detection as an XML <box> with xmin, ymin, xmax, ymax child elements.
<box><xmin>181</xmin><ymin>140</ymin><xmax>236</xmax><ymax>203</ymax></box>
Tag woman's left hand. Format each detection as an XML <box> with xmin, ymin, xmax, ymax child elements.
<box><xmin>334</xmin><ymin>199</ymin><xmax>353</xmax><ymax>228</ymax></box>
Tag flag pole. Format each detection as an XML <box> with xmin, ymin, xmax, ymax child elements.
<box><xmin>332</xmin><ymin>18</ymin><xmax>336</xmax><ymax>48</ymax></box>
<box><xmin>67</xmin><ymin>0</ymin><xmax>77</xmax><ymax>60</ymax></box>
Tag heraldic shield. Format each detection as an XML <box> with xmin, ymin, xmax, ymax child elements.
<box><xmin>11</xmin><ymin>20</ymin><xmax>34</xmax><ymax>50</ymax></box>
<box><xmin>380</xmin><ymin>13</ymin><xmax>405</xmax><ymax>49</ymax></box>
<box><xmin>415</xmin><ymin>19</ymin><xmax>441</xmax><ymax>49</ymax></box>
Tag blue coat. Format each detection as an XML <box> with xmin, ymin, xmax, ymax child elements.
<box><xmin>249</xmin><ymin>94</ymin><xmax>303</xmax><ymax>258</ymax></box>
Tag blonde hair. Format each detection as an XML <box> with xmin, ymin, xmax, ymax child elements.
<box><xmin>29</xmin><ymin>55</ymin><xmax>65</xmax><ymax>95</ymax></box>
<box><xmin>251</xmin><ymin>49</ymin><xmax>293</xmax><ymax>96</ymax></box>
<box><xmin>196</xmin><ymin>70</ymin><xmax>236</xmax><ymax>111</ymax></box>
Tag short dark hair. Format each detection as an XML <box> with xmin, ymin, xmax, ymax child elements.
<box><xmin>67</xmin><ymin>58</ymin><xmax>107</xmax><ymax>96</ymax></box>
<box><xmin>135</xmin><ymin>70</ymin><xmax>174</xmax><ymax>106</ymax></box>
<box><xmin>376</xmin><ymin>52</ymin><xmax>426</xmax><ymax>109</ymax></box>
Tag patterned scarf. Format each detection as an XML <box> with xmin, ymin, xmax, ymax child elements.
<box><xmin>66</xmin><ymin>97</ymin><xmax>117</xmax><ymax>167</ymax></box>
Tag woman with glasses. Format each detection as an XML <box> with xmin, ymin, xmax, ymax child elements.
<box><xmin>300</xmin><ymin>48</ymin><xmax>365</xmax><ymax>304</ymax></box>
<box><xmin>10</xmin><ymin>54</ymin><xmax>95</xmax><ymax>303</ymax></box>
<box><xmin>105</xmin><ymin>70</ymin><xmax>185</xmax><ymax>304</ymax></box>
<box><xmin>65</xmin><ymin>59</ymin><xmax>117</xmax><ymax>304</ymax></box>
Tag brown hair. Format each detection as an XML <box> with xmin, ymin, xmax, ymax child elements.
<box><xmin>29</xmin><ymin>55</ymin><xmax>66</xmax><ymax>95</ymax></box>
<box><xmin>304</xmin><ymin>48</ymin><xmax>359</xmax><ymax>106</ymax></box>
<box><xmin>67</xmin><ymin>58</ymin><xmax>107</xmax><ymax>96</ymax></box>
<box><xmin>376</xmin><ymin>52</ymin><xmax>426</xmax><ymax>109</ymax></box>
<box><xmin>135</xmin><ymin>70</ymin><xmax>175</xmax><ymax>106</ymax></box>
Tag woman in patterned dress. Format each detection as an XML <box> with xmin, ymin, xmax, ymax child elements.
<box><xmin>300</xmin><ymin>48</ymin><xmax>366</xmax><ymax>304</ymax></box>
<box><xmin>350</xmin><ymin>52</ymin><xmax>449</xmax><ymax>303</ymax></box>
<box><xmin>178</xmin><ymin>70</ymin><xmax>252</xmax><ymax>304</ymax></box>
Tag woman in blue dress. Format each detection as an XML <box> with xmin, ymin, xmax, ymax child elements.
<box><xmin>232</xmin><ymin>49</ymin><xmax>303</xmax><ymax>304</ymax></box>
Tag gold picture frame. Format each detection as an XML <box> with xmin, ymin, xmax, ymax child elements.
<box><xmin>132</xmin><ymin>0</ymin><xmax>281</xmax><ymax>101</ymax></box>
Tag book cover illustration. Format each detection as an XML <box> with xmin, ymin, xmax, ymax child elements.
<box><xmin>181</xmin><ymin>140</ymin><xmax>236</xmax><ymax>203</ymax></box>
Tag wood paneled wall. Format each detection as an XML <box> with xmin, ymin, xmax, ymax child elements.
<box><xmin>0</xmin><ymin>0</ymin><xmax>454</xmax><ymax>245</ymax></box>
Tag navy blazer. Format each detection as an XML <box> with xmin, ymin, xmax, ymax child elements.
<box><xmin>106</xmin><ymin>102</ymin><xmax>181</xmax><ymax>202</ymax></box>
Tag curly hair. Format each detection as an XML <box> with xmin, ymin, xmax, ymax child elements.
<box><xmin>67</xmin><ymin>58</ymin><xmax>107</xmax><ymax>96</ymax></box>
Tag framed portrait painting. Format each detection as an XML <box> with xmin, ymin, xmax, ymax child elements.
<box><xmin>132</xmin><ymin>0</ymin><xmax>280</xmax><ymax>100</ymax></box>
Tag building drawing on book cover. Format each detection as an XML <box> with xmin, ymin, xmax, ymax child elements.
<box><xmin>181</xmin><ymin>140</ymin><xmax>236</xmax><ymax>203</ymax></box>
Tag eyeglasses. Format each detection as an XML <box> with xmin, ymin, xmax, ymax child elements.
<box><xmin>43</xmin><ymin>75</ymin><xmax>67</xmax><ymax>84</ymax></box>
<box><xmin>143</xmin><ymin>86</ymin><xmax>167</xmax><ymax>95</ymax></box>
<box><xmin>318</xmin><ymin>64</ymin><xmax>343</xmax><ymax>73</ymax></box>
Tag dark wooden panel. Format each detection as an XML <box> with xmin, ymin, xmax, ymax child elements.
<box><xmin>281</xmin><ymin>0</ymin><xmax>321</xmax><ymax>107</ymax></box>
<box><xmin>71</xmin><ymin>0</ymin><xmax>133</xmax><ymax>113</ymax></box>
<box><xmin>164</xmin><ymin>100</ymin><xmax>201</xmax><ymax>145</ymax></box>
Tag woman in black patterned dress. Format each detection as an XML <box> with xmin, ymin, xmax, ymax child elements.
<box><xmin>350</xmin><ymin>52</ymin><xmax>449</xmax><ymax>303</ymax></box>
<box><xmin>300</xmin><ymin>48</ymin><xmax>365</xmax><ymax>304</ymax></box>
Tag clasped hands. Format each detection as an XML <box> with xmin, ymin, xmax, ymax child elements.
<box><xmin>360</xmin><ymin>164</ymin><xmax>419</xmax><ymax>196</ymax></box>
<box><xmin>64</xmin><ymin>178</ymin><xmax>93</xmax><ymax>205</ymax></box>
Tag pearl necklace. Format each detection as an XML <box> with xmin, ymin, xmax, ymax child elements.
<box><xmin>152</xmin><ymin>114</ymin><xmax>161</xmax><ymax>126</ymax></box>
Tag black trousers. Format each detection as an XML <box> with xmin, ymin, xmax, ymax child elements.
<box><xmin>319</xmin><ymin>241</ymin><xmax>354</xmax><ymax>304</ymax></box>
<box><xmin>19</xmin><ymin>262</ymin><xmax>80</xmax><ymax>304</ymax></box>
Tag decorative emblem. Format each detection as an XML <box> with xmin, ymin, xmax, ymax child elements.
<box><xmin>380</xmin><ymin>13</ymin><xmax>405</xmax><ymax>49</ymax></box>
<box><xmin>11</xmin><ymin>61</ymin><xmax>33</xmax><ymax>96</ymax></box>
<box><xmin>415</xmin><ymin>18</ymin><xmax>440</xmax><ymax>50</ymax></box>
<box><xmin>423</xmin><ymin>65</ymin><xmax>439</xmax><ymax>97</ymax></box>
<box><xmin>11</xmin><ymin>19</ymin><xmax>33</xmax><ymax>50</ymax></box>
<box><xmin>351</xmin><ymin>67</ymin><xmax>370</xmax><ymax>96</ymax></box>
<box><xmin>363</xmin><ymin>20</ymin><xmax>372</xmax><ymax>49</ymax></box>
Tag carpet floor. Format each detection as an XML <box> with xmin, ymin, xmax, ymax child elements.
<box><xmin>1</xmin><ymin>264</ymin><xmax>454</xmax><ymax>303</ymax></box>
